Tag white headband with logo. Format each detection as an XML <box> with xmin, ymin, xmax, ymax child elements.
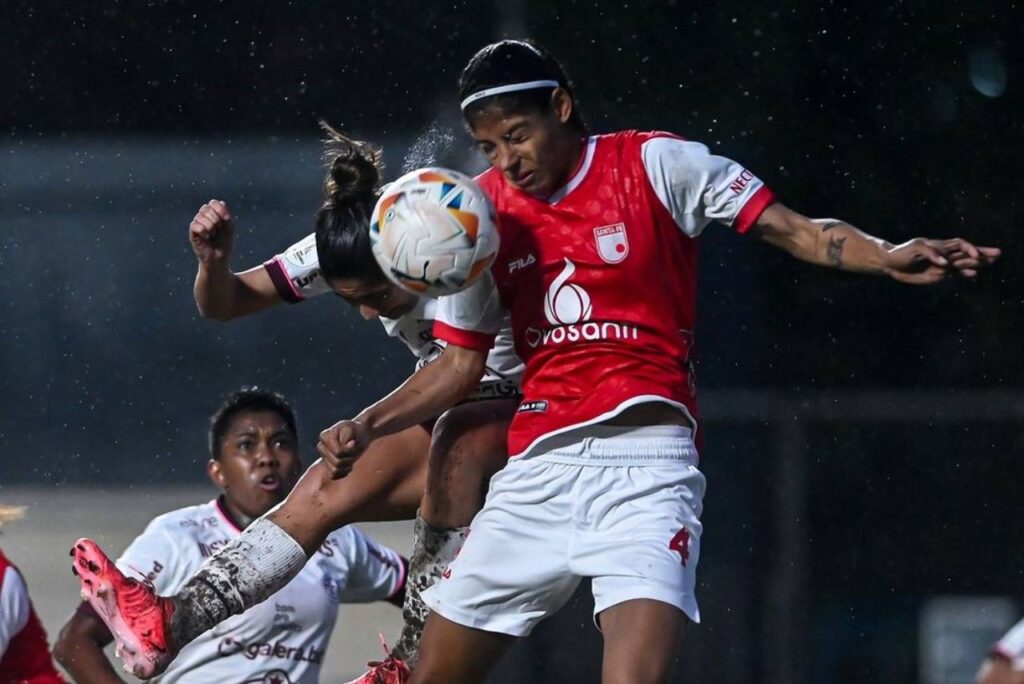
<box><xmin>460</xmin><ymin>79</ymin><xmax>561</xmax><ymax>111</ymax></box>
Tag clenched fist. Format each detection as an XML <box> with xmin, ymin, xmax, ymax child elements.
<box><xmin>189</xmin><ymin>200</ymin><xmax>235</xmax><ymax>266</ymax></box>
<box><xmin>317</xmin><ymin>420</ymin><xmax>373</xmax><ymax>479</ymax></box>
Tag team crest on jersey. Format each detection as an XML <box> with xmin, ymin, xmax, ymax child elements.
<box><xmin>593</xmin><ymin>223</ymin><xmax>629</xmax><ymax>264</ymax></box>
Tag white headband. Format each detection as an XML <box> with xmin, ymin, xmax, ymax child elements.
<box><xmin>460</xmin><ymin>79</ymin><xmax>561</xmax><ymax>111</ymax></box>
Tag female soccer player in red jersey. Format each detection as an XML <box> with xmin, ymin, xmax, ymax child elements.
<box><xmin>310</xmin><ymin>40</ymin><xmax>1000</xmax><ymax>684</ymax></box>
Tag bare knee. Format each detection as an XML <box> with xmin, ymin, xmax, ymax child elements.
<box><xmin>603</xmin><ymin>661</ymin><xmax>674</xmax><ymax>684</ymax></box>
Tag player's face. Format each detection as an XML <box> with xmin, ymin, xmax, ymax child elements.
<box><xmin>208</xmin><ymin>410</ymin><xmax>301</xmax><ymax>521</ymax></box>
<box><xmin>330</xmin><ymin>278</ymin><xmax>418</xmax><ymax>320</ymax></box>
<box><xmin>469</xmin><ymin>90</ymin><xmax>580</xmax><ymax>198</ymax></box>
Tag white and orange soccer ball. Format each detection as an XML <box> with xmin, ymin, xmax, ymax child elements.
<box><xmin>369</xmin><ymin>167</ymin><xmax>499</xmax><ymax>298</ymax></box>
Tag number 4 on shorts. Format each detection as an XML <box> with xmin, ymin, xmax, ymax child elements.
<box><xmin>669</xmin><ymin>528</ymin><xmax>690</xmax><ymax>567</ymax></box>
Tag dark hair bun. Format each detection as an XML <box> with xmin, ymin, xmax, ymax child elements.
<box><xmin>320</xmin><ymin>120</ymin><xmax>384</xmax><ymax>207</ymax></box>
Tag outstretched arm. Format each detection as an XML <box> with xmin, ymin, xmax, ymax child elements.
<box><xmin>317</xmin><ymin>344</ymin><xmax>488</xmax><ymax>479</ymax></box>
<box><xmin>190</xmin><ymin>200</ymin><xmax>284</xmax><ymax>320</ymax></box>
<box><xmin>750</xmin><ymin>202</ymin><xmax>1000</xmax><ymax>284</ymax></box>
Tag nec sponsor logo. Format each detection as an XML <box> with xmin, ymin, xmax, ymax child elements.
<box><xmin>507</xmin><ymin>253</ymin><xmax>537</xmax><ymax>274</ymax></box>
<box><xmin>728</xmin><ymin>169</ymin><xmax>754</xmax><ymax>194</ymax></box>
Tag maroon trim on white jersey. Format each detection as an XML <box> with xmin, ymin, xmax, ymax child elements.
<box><xmin>263</xmin><ymin>256</ymin><xmax>304</xmax><ymax>303</ymax></box>
<box><xmin>213</xmin><ymin>496</ymin><xmax>245</xmax><ymax>533</ymax></box>
<box><xmin>387</xmin><ymin>556</ymin><xmax>409</xmax><ymax>600</ymax></box>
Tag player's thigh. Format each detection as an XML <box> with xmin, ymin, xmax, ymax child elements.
<box><xmin>599</xmin><ymin>598</ymin><xmax>687</xmax><ymax>684</ymax></box>
<box><xmin>422</xmin><ymin>399</ymin><xmax>515</xmax><ymax>527</ymax></box>
<box><xmin>409</xmin><ymin>611</ymin><xmax>515</xmax><ymax>684</ymax></box>
<box><xmin>269</xmin><ymin>424</ymin><xmax>430</xmax><ymax>552</ymax></box>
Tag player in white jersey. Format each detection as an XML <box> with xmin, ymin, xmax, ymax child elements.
<box><xmin>69</xmin><ymin>128</ymin><xmax>521</xmax><ymax>684</ymax></box>
<box><xmin>977</xmin><ymin>618</ymin><xmax>1024</xmax><ymax>684</ymax></box>
<box><xmin>60</xmin><ymin>388</ymin><xmax>406</xmax><ymax>684</ymax></box>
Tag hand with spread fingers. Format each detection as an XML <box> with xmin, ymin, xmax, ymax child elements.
<box><xmin>883</xmin><ymin>237</ymin><xmax>1001</xmax><ymax>285</ymax></box>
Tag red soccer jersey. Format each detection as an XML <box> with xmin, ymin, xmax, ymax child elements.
<box><xmin>435</xmin><ymin>130</ymin><xmax>773</xmax><ymax>458</ymax></box>
<box><xmin>0</xmin><ymin>550</ymin><xmax>66</xmax><ymax>684</ymax></box>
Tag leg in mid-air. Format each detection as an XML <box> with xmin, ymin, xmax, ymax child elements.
<box><xmin>346</xmin><ymin>398</ymin><xmax>515</xmax><ymax>684</ymax></box>
<box><xmin>72</xmin><ymin>424</ymin><xmax>429</xmax><ymax>678</ymax></box>
<box><xmin>598</xmin><ymin>600</ymin><xmax>687</xmax><ymax>684</ymax></box>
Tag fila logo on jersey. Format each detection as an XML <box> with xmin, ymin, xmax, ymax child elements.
<box><xmin>508</xmin><ymin>253</ymin><xmax>537</xmax><ymax>274</ymax></box>
<box><xmin>593</xmin><ymin>223</ymin><xmax>629</xmax><ymax>264</ymax></box>
<box><xmin>524</xmin><ymin>259</ymin><xmax>639</xmax><ymax>348</ymax></box>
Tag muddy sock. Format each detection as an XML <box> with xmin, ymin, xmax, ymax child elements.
<box><xmin>169</xmin><ymin>517</ymin><xmax>307</xmax><ymax>646</ymax></box>
<box><xmin>389</xmin><ymin>512</ymin><xmax>469</xmax><ymax>666</ymax></box>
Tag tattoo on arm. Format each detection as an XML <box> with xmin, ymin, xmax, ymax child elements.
<box><xmin>821</xmin><ymin>220</ymin><xmax>843</xmax><ymax>232</ymax></box>
<box><xmin>826</xmin><ymin>235</ymin><xmax>847</xmax><ymax>267</ymax></box>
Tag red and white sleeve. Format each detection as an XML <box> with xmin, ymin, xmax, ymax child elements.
<box><xmin>434</xmin><ymin>271</ymin><xmax>504</xmax><ymax>352</ymax></box>
<box><xmin>642</xmin><ymin>136</ymin><xmax>775</xmax><ymax>237</ymax></box>
<box><xmin>262</xmin><ymin>232</ymin><xmax>332</xmax><ymax>303</ymax></box>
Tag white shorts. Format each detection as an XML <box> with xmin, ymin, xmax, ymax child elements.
<box><xmin>422</xmin><ymin>425</ymin><xmax>705</xmax><ymax>637</ymax></box>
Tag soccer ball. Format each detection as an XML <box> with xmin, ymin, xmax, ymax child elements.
<box><xmin>369</xmin><ymin>167</ymin><xmax>499</xmax><ymax>298</ymax></box>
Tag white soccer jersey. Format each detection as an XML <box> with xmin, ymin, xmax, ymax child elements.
<box><xmin>114</xmin><ymin>498</ymin><xmax>405</xmax><ymax>684</ymax></box>
<box><xmin>993</xmin><ymin>617</ymin><xmax>1024</xmax><ymax>668</ymax></box>
<box><xmin>263</xmin><ymin>233</ymin><xmax>522</xmax><ymax>400</ymax></box>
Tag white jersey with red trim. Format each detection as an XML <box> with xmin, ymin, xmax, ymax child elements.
<box><xmin>263</xmin><ymin>234</ymin><xmax>522</xmax><ymax>400</ymax></box>
<box><xmin>113</xmin><ymin>498</ymin><xmax>405</xmax><ymax>684</ymax></box>
<box><xmin>434</xmin><ymin>130</ymin><xmax>774</xmax><ymax>458</ymax></box>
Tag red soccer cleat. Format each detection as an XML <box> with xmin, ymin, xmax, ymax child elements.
<box><xmin>341</xmin><ymin>635</ymin><xmax>411</xmax><ymax>684</ymax></box>
<box><xmin>71</xmin><ymin>538</ymin><xmax>177</xmax><ymax>678</ymax></box>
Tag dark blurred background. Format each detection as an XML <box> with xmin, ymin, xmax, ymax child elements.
<box><xmin>1</xmin><ymin>1</ymin><xmax>1021</xmax><ymax>682</ymax></box>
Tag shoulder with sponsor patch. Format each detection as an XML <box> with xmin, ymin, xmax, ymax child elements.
<box><xmin>282</xmin><ymin>232</ymin><xmax>319</xmax><ymax>268</ymax></box>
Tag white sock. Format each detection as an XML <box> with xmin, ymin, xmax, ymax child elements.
<box><xmin>390</xmin><ymin>513</ymin><xmax>469</xmax><ymax>665</ymax></box>
<box><xmin>170</xmin><ymin>517</ymin><xmax>307</xmax><ymax>645</ymax></box>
